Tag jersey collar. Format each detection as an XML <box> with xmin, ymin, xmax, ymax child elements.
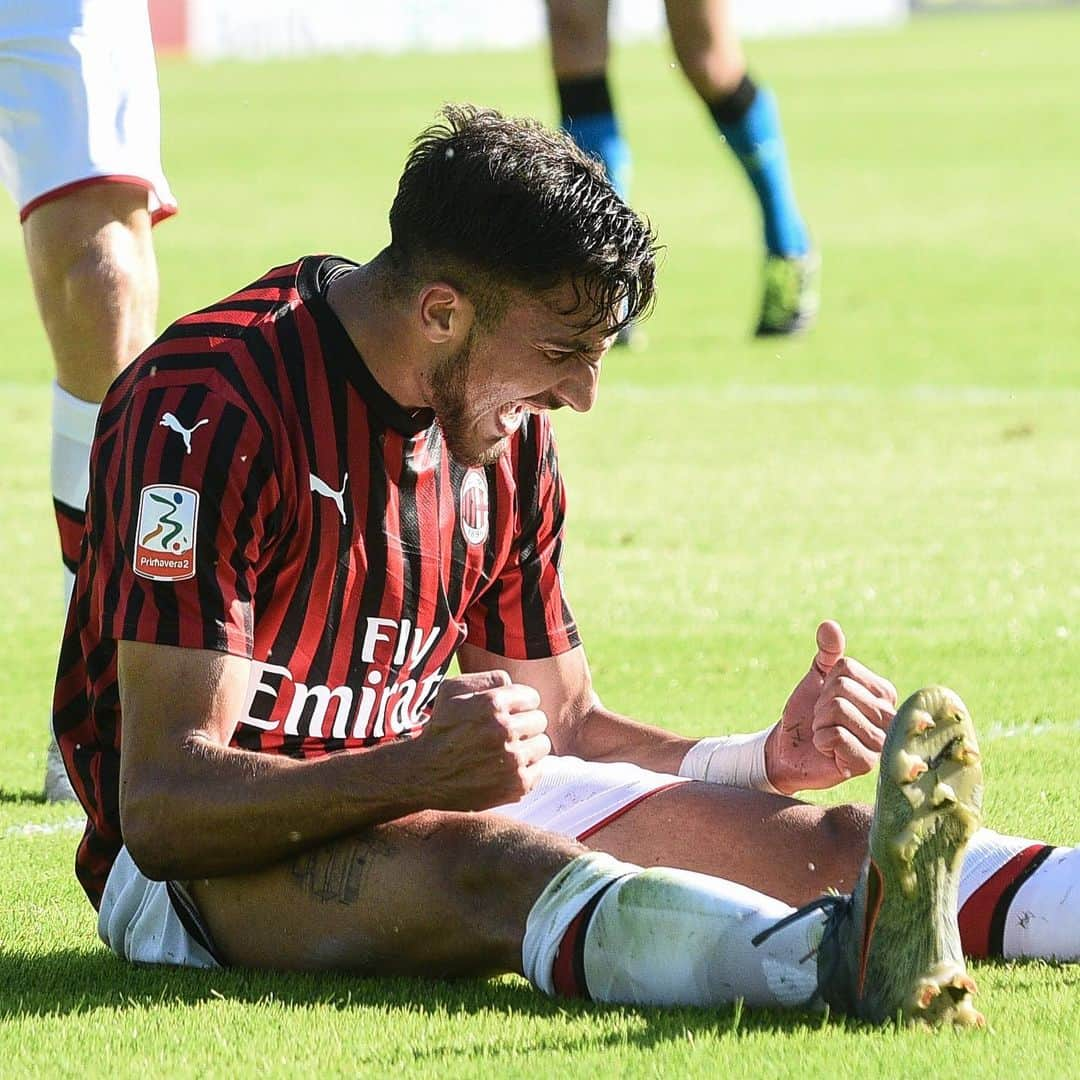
<box><xmin>298</xmin><ymin>254</ymin><xmax>437</xmax><ymax>437</ymax></box>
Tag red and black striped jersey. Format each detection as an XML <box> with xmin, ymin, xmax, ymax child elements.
<box><xmin>53</xmin><ymin>255</ymin><xmax>580</xmax><ymax>908</ymax></box>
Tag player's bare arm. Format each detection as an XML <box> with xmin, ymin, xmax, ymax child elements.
<box><xmin>457</xmin><ymin>641</ymin><xmax>692</xmax><ymax>773</ymax></box>
<box><xmin>118</xmin><ymin>641</ymin><xmax>549</xmax><ymax>880</ymax></box>
<box><xmin>458</xmin><ymin>619</ymin><xmax>897</xmax><ymax>795</ymax></box>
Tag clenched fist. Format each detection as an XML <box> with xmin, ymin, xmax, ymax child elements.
<box><xmin>414</xmin><ymin>670</ymin><xmax>551</xmax><ymax>811</ymax></box>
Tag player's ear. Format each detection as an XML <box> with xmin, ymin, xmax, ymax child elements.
<box><xmin>418</xmin><ymin>282</ymin><xmax>473</xmax><ymax>345</ymax></box>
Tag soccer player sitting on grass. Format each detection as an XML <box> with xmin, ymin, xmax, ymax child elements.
<box><xmin>55</xmin><ymin>106</ymin><xmax>1076</xmax><ymax>1025</ymax></box>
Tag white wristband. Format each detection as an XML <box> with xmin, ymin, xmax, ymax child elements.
<box><xmin>677</xmin><ymin>726</ymin><xmax>780</xmax><ymax>793</ymax></box>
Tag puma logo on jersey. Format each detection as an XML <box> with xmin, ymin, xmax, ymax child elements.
<box><xmin>309</xmin><ymin>471</ymin><xmax>349</xmax><ymax>524</ymax></box>
<box><xmin>160</xmin><ymin>412</ymin><xmax>209</xmax><ymax>455</ymax></box>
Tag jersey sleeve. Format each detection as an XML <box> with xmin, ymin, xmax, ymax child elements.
<box><xmin>87</xmin><ymin>381</ymin><xmax>282</xmax><ymax>656</ymax></box>
<box><xmin>464</xmin><ymin>416</ymin><xmax>581</xmax><ymax>659</ymax></box>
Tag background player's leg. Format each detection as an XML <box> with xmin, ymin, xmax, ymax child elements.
<box><xmin>23</xmin><ymin>182</ymin><xmax>159</xmax><ymax>800</ymax></box>
<box><xmin>664</xmin><ymin>0</ymin><xmax>817</xmax><ymax>335</ymax></box>
<box><xmin>24</xmin><ymin>182</ymin><xmax>159</xmax><ymax>402</ymax></box>
<box><xmin>582</xmin><ymin>781</ymin><xmax>871</xmax><ymax>904</ymax></box>
<box><xmin>546</xmin><ymin>0</ymin><xmax>637</xmax><ymax>345</ymax></box>
<box><xmin>546</xmin><ymin>0</ymin><xmax>631</xmax><ymax>202</ymax></box>
<box><xmin>665</xmin><ymin>0</ymin><xmax>746</xmax><ymax>100</ymax></box>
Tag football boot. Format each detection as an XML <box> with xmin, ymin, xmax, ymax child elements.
<box><xmin>756</xmin><ymin>686</ymin><xmax>984</xmax><ymax>1026</ymax></box>
<box><xmin>754</xmin><ymin>251</ymin><xmax>820</xmax><ymax>337</ymax></box>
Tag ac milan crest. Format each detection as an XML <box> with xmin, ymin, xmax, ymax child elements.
<box><xmin>459</xmin><ymin>469</ymin><xmax>489</xmax><ymax>546</ymax></box>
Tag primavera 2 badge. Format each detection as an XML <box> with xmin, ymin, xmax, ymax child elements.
<box><xmin>134</xmin><ymin>484</ymin><xmax>199</xmax><ymax>581</ymax></box>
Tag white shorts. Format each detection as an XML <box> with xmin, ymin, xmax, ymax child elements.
<box><xmin>0</xmin><ymin>0</ymin><xmax>176</xmax><ymax>221</ymax></box>
<box><xmin>98</xmin><ymin>756</ymin><xmax>686</xmax><ymax>968</ymax></box>
<box><xmin>489</xmin><ymin>753</ymin><xmax>688</xmax><ymax>840</ymax></box>
<box><xmin>99</xmin><ymin>846</ymin><xmax>220</xmax><ymax>968</ymax></box>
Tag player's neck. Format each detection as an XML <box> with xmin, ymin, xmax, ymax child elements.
<box><xmin>326</xmin><ymin>255</ymin><xmax>430</xmax><ymax>412</ymax></box>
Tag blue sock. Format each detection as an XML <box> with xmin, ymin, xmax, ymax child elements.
<box><xmin>565</xmin><ymin>113</ymin><xmax>632</xmax><ymax>200</ymax></box>
<box><xmin>710</xmin><ymin>76</ymin><xmax>809</xmax><ymax>257</ymax></box>
<box><xmin>557</xmin><ymin>74</ymin><xmax>632</xmax><ymax>200</ymax></box>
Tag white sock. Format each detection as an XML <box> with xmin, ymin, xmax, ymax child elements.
<box><xmin>51</xmin><ymin>382</ymin><xmax>100</xmax><ymax>609</ymax></box>
<box><xmin>959</xmin><ymin>828</ymin><xmax>1076</xmax><ymax>961</ymax></box>
<box><xmin>523</xmin><ymin>852</ymin><xmax>823</xmax><ymax>1008</ymax></box>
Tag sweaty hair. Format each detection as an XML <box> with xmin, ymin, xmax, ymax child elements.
<box><xmin>387</xmin><ymin>104</ymin><xmax>658</xmax><ymax>333</ymax></box>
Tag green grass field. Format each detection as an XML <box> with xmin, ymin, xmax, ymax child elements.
<box><xmin>2</xmin><ymin>8</ymin><xmax>1079</xmax><ymax>1076</ymax></box>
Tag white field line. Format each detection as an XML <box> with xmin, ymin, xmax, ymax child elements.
<box><xmin>3</xmin><ymin>815</ymin><xmax>84</xmax><ymax>839</ymax></box>
<box><xmin>981</xmin><ymin>718</ymin><xmax>1080</xmax><ymax>742</ymax></box>
<box><xmin>3</xmin><ymin>719</ymin><xmax>1078</xmax><ymax>840</ymax></box>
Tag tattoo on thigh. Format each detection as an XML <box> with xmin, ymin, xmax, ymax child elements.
<box><xmin>291</xmin><ymin>840</ymin><xmax>376</xmax><ymax>906</ymax></box>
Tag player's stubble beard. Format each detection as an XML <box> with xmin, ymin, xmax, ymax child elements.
<box><xmin>428</xmin><ymin>326</ymin><xmax>509</xmax><ymax>468</ymax></box>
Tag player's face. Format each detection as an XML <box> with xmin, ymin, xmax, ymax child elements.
<box><xmin>429</xmin><ymin>283</ymin><xmax>614</xmax><ymax>466</ymax></box>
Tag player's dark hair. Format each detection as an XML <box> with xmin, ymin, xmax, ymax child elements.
<box><xmin>387</xmin><ymin>104</ymin><xmax>657</xmax><ymax>333</ymax></box>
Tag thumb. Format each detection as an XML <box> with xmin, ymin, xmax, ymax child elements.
<box><xmin>812</xmin><ymin>620</ymin><xmax>845</xmax><ymax>676</ymax></box>
<box><xmin>443</xmin><ymin>669</ymin><xmax>512</xmax><ymax>698</ymax></box>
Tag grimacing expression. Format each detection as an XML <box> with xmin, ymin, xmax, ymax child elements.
<box><xmin>428</xmin><ymin>328</ymin><xmax>492</xmax><ymax>465</ymax></box>
<box><xmin>428</xmin><ymin>287</ymin><xmax>612</xmax><ymax>467</ymax></box>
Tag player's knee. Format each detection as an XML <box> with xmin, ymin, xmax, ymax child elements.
<box><xmin>820</xmin><ymin>802</ymin><xmax>872</xmax><ymax>860</ymax></box>
<box><xmin>43</xmin><ymin>224</ymin><xmax>158</xmax><ymax>393</ymax></box>
<box><xmin>672</xmin><ymin>49</ymin><xmax>726</xmax><ymax>100</ymax></box>
<box><xmin>670</xmin><ymin>30</ymin><xmax>744</xmax><ymax>101</ymax></box>
<box><xmin>436</xmin><ymin>817</ymin><xmax>517</xmax><ymax>897</ymax></box>
<box><xmin>63</xmin><ymin>225</ymin><xmax>155</xmax><ymax>326</ymax></box>
<box><xmin>439</xmin><ymin>814</ymin><xmax>578</xmax><ymax>900</ymax></box>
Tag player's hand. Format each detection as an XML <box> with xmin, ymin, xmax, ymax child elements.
<box><xmin>764</xmin><ymin>621</ymin><xmax>897</xmax><ymax>794</ymax></box>
<box><xmin>416</xmin><ymin>670</ymin><xmax>551</xmax><ymax>811</ymax></box>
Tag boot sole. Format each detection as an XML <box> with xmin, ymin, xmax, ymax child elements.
<box><xmin>859</xmin><ymin>686</ymin><xmax>985</xmax><ymax>1026</ymax></box>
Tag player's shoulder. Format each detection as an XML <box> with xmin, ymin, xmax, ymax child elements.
<box><xmin>96</xmin><ymin>343</ymin><xmax>280</xmax><ymax>458</ymax></box>
<box><xmin>163</xmin><ymin>257</ymin><xmax>312</xmax><ymax>342</ymax></box>
<box><xmin>143</xmin><ymin>253</ymin><xmax>353</xmax><ymax>372</ymax></box>
<box><xmin>96</xmin><ymin>368</ymin><xmax>265</xmax><ymax>455</ymax></box>
<box><xmin>99</xmin><ymin>256</ymin><xmax>346</xmax><ymax>433</ymax></box>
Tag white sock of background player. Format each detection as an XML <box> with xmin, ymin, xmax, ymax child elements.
<box><xmin>52</xmin><ymin>382</ymin><xmax>99</xmax><ymax>607</ymax></box>
<box><xmin>45</xmin><ymin>384</ymin><xmax>100</xmax><ymax>802</ymax></box>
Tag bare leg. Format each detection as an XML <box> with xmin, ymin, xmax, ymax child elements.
<box><xmin>184</xmin><ymin>810</ymin><xmax>829</xmax><ymax>1012</ymax></box>
<box><xmin>584</xmin><ymin>783</ymin><xmax>871</xmax><ymax>904</ymax></box>
<box><xmin>546</xmin><ymin>0</ymin><xmax>610</xmax><ymax>80</ymax></box>
<box><xmin>23</xmin><ymin>181</ymin><xmax>159</xmax><ymax>401</ymax></box>
<box><xmin>664</xmin><ymin>0</ymin><xmax>746</xmax><ymax>100</ymax></box>
<box><xmin>25</xmin><ymin>182</ymin><xmax>160</xmax><ymax>800</ymax></box>
<box><xmin>545</xmin><ymin>0</ymin><xmax>633</xmax><ymax>327</ymax></box>
<box><xmin>188</xmin><ymin>811</ymin><xmax>583</xmax><ymax>975</ymax></box>
<box><xmin>188</xmin><ymin>783</ymin><xmax>1076</xmax><ymax>976</ymax></box>
<box><xmin>664</xmin><ymin>0</ymin><xmax>815</xmax><ymax>333</ymax></box>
